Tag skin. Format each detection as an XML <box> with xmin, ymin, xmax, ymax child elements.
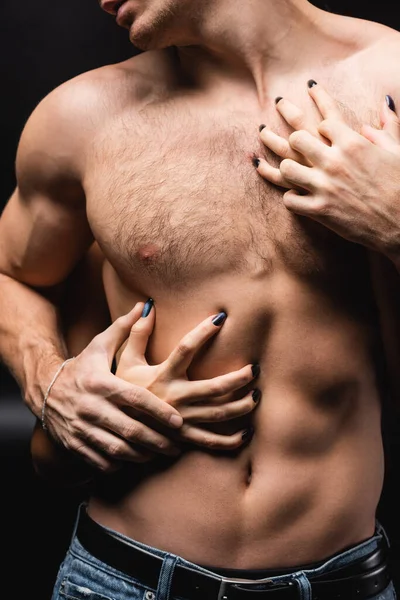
<box><xmin>2</xmin><ymin>0</ymin><xmax>400</xmax><ymax>570</ymax></box>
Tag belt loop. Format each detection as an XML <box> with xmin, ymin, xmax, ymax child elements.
<box><xmin>217</xmin><ymin>580</ymin><xmax>229</xmax><ymax>600</ymax></box>
<box><xmin>72</xmin><ymin>502</ymin><xmax>87</xmax><ymax>544</ymax></box>
<box><xmin>156</xmin><ymin>554</ymin><xmax>178</xmax><ymax>600</ymax></box>
<box><xmin>376</xmin><ymin>519</ymin><xmax>391</xmax><ymax>548</ymax></box>
<box><xmin>292</xmin><ymin>572</ymin><xmax>312</xmax><ymax>600</ymax></box>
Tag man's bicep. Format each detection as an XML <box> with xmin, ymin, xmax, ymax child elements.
<box><xmin>0</xmin><ymin>76</ymin><xmax>96</xmax><ymax>287</ymax></box>
<box><xmin>0</xmin><ymin>186</ymin><xmax>93</xmax><ymax>287</ymax></box>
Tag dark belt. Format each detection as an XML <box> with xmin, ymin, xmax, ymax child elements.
<box><xmin>76</xmin><ymin>510</ymin><xmax>392</xmax><ymax>600</ymax></box>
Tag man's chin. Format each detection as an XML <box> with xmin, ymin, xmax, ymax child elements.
<box><xmin>128</xmin><ymin>32</ymin><xmax>156</xmax><ymax>51</ymax></box>
<box><xmin>128</xmin><ymin>26</ymin><xmax>165</xmax><ymax>51</ymax></box>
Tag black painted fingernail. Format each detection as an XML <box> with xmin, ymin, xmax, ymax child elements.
<box><xmin>142</xmin><ymin>298</ymin><xmax>154</xmax><ymax>318</ymax></box>
<box><xmin>212</xmin><ymin>312</ymin><xmax>227</xmax><ymax>326</ymax></box>
<box><xmin>252</xmin><ymin>364</ymin><xmax>260</xmax><ymax>378</ymax></box>
<box><xmin>386</xmin><ymin>95</ymin><xmax>396</xmax><ymax>112</ymax></box>
<box><xmin>252</xmin><ymin>389</ymin><xmax>261</xmax><ymax>403</ymax></box>
<box><xmin>308</xmin><ymin>79</ymin><xmax>317</xmax><ymax>88</ymax></box>
<box><xmin>252</xmin><ymin>157</ymin><xmax>260</xmax><ymax>168</ymax></box>
<box><xmin>259</xmin><ymin>124</ymin><xmax>266</xmax><ymax>132</ymax></box>
<box><xmin>242</xmin><ymin>426</ymin><xmax>255</xmax><ymax>443</ymax></box>
<box><xmin>275</xmin><ymin>96</ymin><xmax>283</xmax><ymax>105</ymax></box>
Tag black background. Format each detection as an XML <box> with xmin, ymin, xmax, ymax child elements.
<box><xmin>1</xmin><ymin>1</ymin><xmax>400</xmax><ymax>598</ymax></box>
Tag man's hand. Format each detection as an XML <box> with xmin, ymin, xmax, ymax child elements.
<box><xmin>117</xmin><ymin>301</ymin><xmax>260</xmax><ymax>451</ymax></box>
<box><xmin>255</xmin><ymin>81</ymin><xmax>400</xmax><ymax>265</ymax></box>
<box><xmin>42</xmin><ymin>303</ymin><xmax>184</xmax><ymax>472</ymax></box>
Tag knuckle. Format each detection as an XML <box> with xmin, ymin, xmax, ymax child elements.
<box><xmin>212</xmin><ymin>407</ymin><xmax>227</xmax><ymax>421</ymax></box>
<box><xmin>277</xmin><ymin>139</ymin><xmax>289</xmax><ymax>157</ymax></box>
<box><xmin>318</xmin><ymin>118</ymin><xmax>330</xmax><ymax>134</ymax></box>
<box><xmin>280</xmin><ymin>159</ymin><xmax>294</xmax><ymax>178</ymax></box>
<box><xmin>106</xmin><ymin>442</ymin><xmax>125</xmax><ymax>458</ymax></box>
<box><xmin>341</xmin><ymin>138</ymin><xmax>359</xmax><ymax>155</ymax></box>
<box><xmin>74</xmin><ymin>398</ymin><xmax>97</xmax><ymax>421</ymax></box>
<box><xmin>176</xmin><ymin>340</ymin><xmax>191</xmax><ymax>357</ymax></box>
<box><xmin>325</xmin><ymin>153</ymin><xmax>342</xmax><ymax>175</ymax></box>
<box><xmin>115</xmin><ymin>313</ymin><xmax>130</xmax><ymax>328</ymax></box>
<box><xmin>65</xmin><ymin>437</ymin><xmax>80</xmax><ymax>454</ymax></box>
<box><xmin>311</xmin><ymin>198</ymin><xmax>330</xmax><ymax>216</ymax></box>
<box><xmin>153</xmin><ymin>437</ymin><xmax>170</xmax><ymax>451</ymax></box>
<box><xmin>86</xmin><ymin>375</ymin><xmax>111</xmax><ymax>395</ymax></box>
<box><xmin>87</xmin><ymin>335</ymin><xmax>103</xmax><ymax>353</ymax></box>
<box><xmin>290</xmin><ymin>112</ymin><xmax>304</xmax><ymax>129</ymax></box>
<box><xmin>122</xmin><ymin>423</ymin><xmax>140</xmax><ymax>442</ymax></box>
<box><xmin>209</xmin><ymin>381</ymin><xmax>224</xmax><ymax>396</ymax></box>
<box><xmin>130</xmin><ymin>320</ymin><xmax>147</xmax><ymax>334</ymax></box>
<box><xmin>125</xmin><ymin>387</ymin><xmax>145</xmax><ymax>408</ymax></box>
<box><xmin>203</xmin><ymin>436</ymin><xmax>219</xmax><ymax>449</ymax></box>
<box><xmin>288</xmin><ymin>130</ymin><xmax>303</xmax><ymax>149</ymax></box>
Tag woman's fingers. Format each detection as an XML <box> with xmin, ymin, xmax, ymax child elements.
<box><xmin>256</xmin><ymin>158</ymin><xmax>291</xmax><ymax>188</ymax></box>
<box><xmin>275</xmin><ymin>97</ymin><xmax>319</xmax><ymax>137</ymax></box>
<box><xmin>178</xmin><ymin>424</ymin><xmax>253</xmax><ymax>451</ymax></box>
<box><xmin>279</xmin><ymin>159</ymin><xmax>319</xmax><ymax>192</ymax></box>
<box><xmin>282</xmin><ymin>188</ymin><xmax>325</xmax><ymax>219</ymax></box>
<box><xmin>260</xmin><ymin>128</ymin><xmax>291</xmax><ymax>158</ymax></box>
<box><xmin>182</xmin><ymin>363</ymin><xmax>258</xmax><ymax>400</ymax></box>
<box><xmin>288</xmin><ymin>130</ymin><xmax>330</xmax><ymax>166</ymax></box>
<box><xmin>165</xmin><ymin>312</ymin><xmax>227</xmax><ymax>374</ymax></box>
<box><xmin>184</xmin><ymin>390</ymin><xmax>261</xmax><ymax>422</ymax></box>
<box><xmin>307</xmin><ymin>80</ymin><xmax>343</xmax><ymax>120</ymax></box>
<box><xmin>118</xmin><ymin>298</ymin><xmax>156</xmax><ymax>367</ymax></box>
<box><xmin>362</xmin><ymin>96</ymin><xmax>400</xmax><ymax>152</ymax></box>
<box><xmin>318</xmin><ymin>118</ymin><xmax>363</xmax><ymax>147</ymax></box>
<box><xmin>259</xmin><ymin>128</ymin><xmax>307</xmax><ymax>164</ymax></box>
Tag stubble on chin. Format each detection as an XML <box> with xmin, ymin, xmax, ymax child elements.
<box><xmin>128</xmin><ymin>3</ymin><xmax>187</xmax><ymax>51</ymax></box>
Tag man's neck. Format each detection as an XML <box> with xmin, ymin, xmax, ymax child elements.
<box><xmin>175</xmin><ymin>0</ymin><xmax>361</xmax><ymax>104</ymax></box>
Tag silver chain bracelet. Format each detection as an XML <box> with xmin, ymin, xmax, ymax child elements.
<box><xmin>41</xmin><ymin>357</ymin><xmax>75</xmax><ymax>430</ymax></box>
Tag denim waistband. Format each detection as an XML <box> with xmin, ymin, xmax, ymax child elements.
<box><xmin>70</xmin><ymin>502</ymin><xmax>389</xmax><ymax>584</ymax></box>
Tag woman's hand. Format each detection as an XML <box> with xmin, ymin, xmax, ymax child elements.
<box><xmin>255</xmin><ymin>81</ymin><xmax>400</xmax><ymax>265</ymax></box>
<box><xmin>116</xmin><ymin>299</ymin><xmax>260</xmax><ymax>453</ymax></box>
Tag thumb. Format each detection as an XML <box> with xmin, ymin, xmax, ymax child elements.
<box><xmin>89</xmin><ymin>302</ymin><xmax>144</xmax><ymax>367</ymax></box>
<box><xmin>361</xmin><ymin>124</ymin><xmax>399</xmax><ymax>152</ymax></box>
<box><xmin>361</xmin><ymin>96</ymin><xmax>400</xmax><ymax>151</ymax></box>
<box><xmin>118</xmin><ymin>298</ymin><xmax>156</xmax><ymax>366</ymax></box>
<box><xmin>379</xmin><ymin>95</ymin><xmax>400</xmax><ymax>143</ymax></box>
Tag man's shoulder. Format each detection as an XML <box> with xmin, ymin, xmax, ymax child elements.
<box><xmin>351</xmin><ymin>19</ymin><xmax>400</xmax><ymax>72</ymax></box>
<box><xmin>16</xmin><ymin>50</ymin><xmax>171</xmax><ymax>183</ymax></box>
<box><xmin>356</xmin><ymin>23</ymin><xmax>400</xmax><ymax>99</ymax></box>
<box><xmin>47</xmin><ymin>49</ymin><xmax>173</xmax><ymax>116</ymax></box>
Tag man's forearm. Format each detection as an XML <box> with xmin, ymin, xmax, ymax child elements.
<box><xmin>0</xmin><ymin>273</ymin><xmax>67</xmax><ymax>418</ymax></box>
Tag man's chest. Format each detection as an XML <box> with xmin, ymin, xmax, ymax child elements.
<box><xmin>84</xmin><ymin>94</ymin><xmax>371</xmax><ymax>288</ymax></box>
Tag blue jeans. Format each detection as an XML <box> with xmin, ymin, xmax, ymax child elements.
<box><xmin>52</xmin><ymin>505</ymin><xmax>396</xmax><ymax>600</ymax></box>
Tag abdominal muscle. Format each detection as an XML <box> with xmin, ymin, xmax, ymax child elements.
<box><xmin>88</xmin><ymin>262</ymin><xmax>385</xmax><ymax>569</ymax></box>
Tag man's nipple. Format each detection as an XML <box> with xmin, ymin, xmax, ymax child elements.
<box><xmin>137</xmin><ymin>243</ymin><xmax>161</xmax><ymax>262</ymax></box>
